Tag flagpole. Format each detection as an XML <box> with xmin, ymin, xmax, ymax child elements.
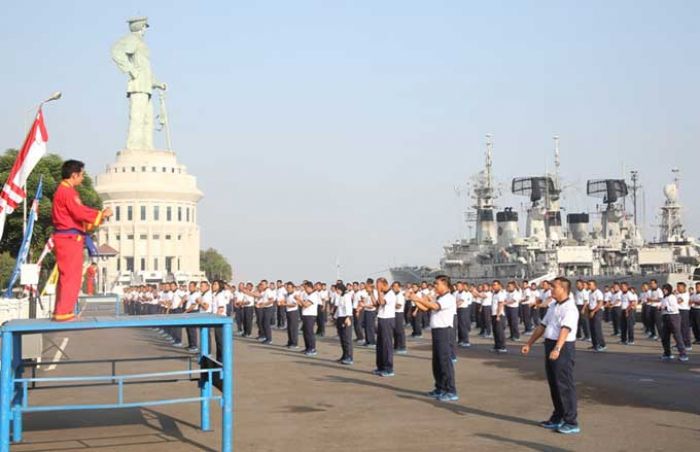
<box><xmin>22</xmin><ymin>92</ymin><xmax>62</xmax><ymax>232</ymax></box>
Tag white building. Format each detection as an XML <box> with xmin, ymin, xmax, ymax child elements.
<box><xmin>94</xmin><ymin>148</ymin><xmax>204</xmax><ymax>289</ymax></box>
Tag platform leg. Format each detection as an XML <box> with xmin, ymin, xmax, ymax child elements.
<box><xmin>200</xmin><ymin>327</ymin><xmax>211</xmax><ymax>431</ymax></box>
<box><xmin>1</xmin><ymin>331</ymin><xmax>14</xmax><ymax>452</ymax></box>
<box><xmin>12</xmin><ymin>334</ymin><xmax>22</xmax><ymax>443</ymax></box>
<box><xmin>222</xmin><ymin>322</ymin><xmax>233</xmax><ymax>452</ymax></box>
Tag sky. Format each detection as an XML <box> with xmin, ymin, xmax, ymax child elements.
<box><xmin>1</xmin><ymin>1</ymin><xmax>699</xmax><ymax>282</ymax></box>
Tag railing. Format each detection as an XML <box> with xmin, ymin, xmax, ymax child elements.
<box><xmin>0</xmin><ymin>313</ymin><xmax>233</xmax><ymax>452</ymax></box>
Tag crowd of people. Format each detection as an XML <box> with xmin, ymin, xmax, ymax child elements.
<box><xmin>121</xmin><ymin>276</ymin><xmax>699</xmax><ymax>364</ymax></box>
<box><xmin>120</xmin><ymin>275</ymin><xmax>699</xmax><ymax>434</ymax></box>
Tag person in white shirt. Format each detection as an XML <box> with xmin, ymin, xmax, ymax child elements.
<box><xmin>535</xmin><ymin>281</ymin><xmax>552</xmax><ymax>325</ymax></box>
<box><xmin>586</xmin><ymin>280</ymin><xmax>607</xmax><ymax>351</ymax></box>
<box><xmin>351</xmin><ymin>282</ymin><xmax>365</xmax><ymax>342</ymax></box>
<box><xmin>520</xmin><ymin>280</ymin><xmax>534</xmax><ymax>333</ymax></box>
<box><xmin>409</xmin><ymin>283</ymin><xmax>424</xmax><ymax>338</ymax></box>
<box><xmin>690</xmin><ymin>282</ymin><xmax>700</xmax><ymax>345</ymax></box>
<box><xmin>211</xmin><ymin>280</ymin><xmax>229</xmax><ymax>361</ymax></box>
<box><xmin>184</xmin><ymin>281</ymin><xmax>201</xmax><ymax>352</ymax></box>
<box><xmin>167</xmin><ymin>282</ymin><xmax>185</xmax><ymax>348</ymax></box>
<box><xmin>491</xmin><ymin>281</ymin><xmax>507</xmax><ymax>353</ymax></box>
<box><xmin>619</xmin><ymin>283</ymin><xmax>637</xmax><ymax>345</ymax></box>
<box><xmin>374</xmin><ymin>278</ymin><xmax>396</xmax><ymax>377</ymax></box>
<box><xmin>475</xmin><ymin>284</ymin><xmax>493</xmax><ymax>338</ymax></box>
<box><xmin>574</xmin><ymin>280</ymin><xmax>591</xmax><ymax>341</ymax></box>
<box><xmin>676</xmin><ymin>282</ymin><xmax>692</xmax><ymax>350</ymax></box>
<box><xmin>297</xmin><ymin>281</ymin><xmax>320</xmax><ymax>356</ymax></box>
<box><xmin>646</xmin><ymin>279</ymin><xmax>663</xmax><ymax>340</ymax></box>
<box><xmin>362</xmin><ymin>279</ymin><xmax>378</xmax><ymax>348</ymax></box>
<box><xmin>406</xmin><ymin>275</ymin><xmax>458</xmax><ymax>402</ymax></box>
<box><xmin>639</xmin><ymin>282</ymin><xmax>651</xmax><ymax>336</ymax></box>
<box><xmin>659</xmin><ymin>283</ymin><xmax>688</xmax><ymax>361</ymax></box>
<box><xmin>279</xmin><ymin>282</ymin><xmax>300</xmax><ymax>349</ymax></box>
<box><xmin>236</xmin><ymin>283</ymin><xmax>255</xmax><ymax>337</ymax></box>
<box><xmin>316</xmin><ymin>282</ymin><xmax>330</xmax><ymax>337</ymax></box>
<box><xmin>456</xmin><ymin>282</ymin><xmax>473</xmax><ymax>348</ymax></box>
<box><xmin>505</xmin><ymin>281</ymin><xmax>522</xmax><ymax>342</ymax></box>
<box><xmin>391</xmin><ymin>282</ymin><xmax>407</xmax><ymax>354</ymax></box>
<box><xmin>521</xmin><ymin>277</ymin><xmax>580</xmax><ymax>434</ymax></box>
<box><xmin>333</xmin><ymin>282</ymin><xmax>354</xmax><ymax>364</ymax></box>
<box><xmin>610</xmin><ymin>283</ymin><xmax>623</xmax><ymax>337</ymax></box>
<box><xmin>271</xmin><ymin>279</ymin><xmax>284</xmax><ymax>330</ymax></box>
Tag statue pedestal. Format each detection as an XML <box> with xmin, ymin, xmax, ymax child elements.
<box><xmin>94</xmin><ymin>148</ymin><xmax>204</xmax><ymax>289</ymax></box>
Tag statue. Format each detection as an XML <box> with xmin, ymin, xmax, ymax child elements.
<box><xmin>111</xmin><ymin>17</ymin><xmax>166</xmax><ymax>150</ymax></box>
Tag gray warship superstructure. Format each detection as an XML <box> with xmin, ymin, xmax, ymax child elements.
<box><xmin>390</xmin><ymin>137</ymin><xmax>700</xmax><ymax>287</ymax></box>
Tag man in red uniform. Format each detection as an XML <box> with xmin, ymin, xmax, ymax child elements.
<box><xmin>85</xmin><ymin>262</ymin><xmax>98</xmax><ymax>295</ymax></box>
<box><xmin>52</xmin><ymin>160</ymin><xmax>112</xmax><ymax>321</ymax></box>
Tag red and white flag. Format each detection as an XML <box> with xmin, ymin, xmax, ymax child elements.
<box><xmin>36</xmin><ymin>236</ymin><xmax>55</xmax><ymax>267</ymax></box>
<box><xmin>0</xmin><ymin>108</ymin><xmax>48</xmax><ymax>240</ymax></box>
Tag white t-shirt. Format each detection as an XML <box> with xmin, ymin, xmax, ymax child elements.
<box><xmin>277</xmin><ymin>287</ymin><xmax>288</xmax><ymax>303</ymax></box>
<box><xmin>335</xmin><ymin>292</ymin><xmax>353</xmax><ymax>318</ymax></box>
<box><xmin>186</xmin><ymin>291</ymin><xmax>201</xmax><ymax>311</ymax></box>
<box><xmin>481</xmin><ymin>290</ymin><xmax>493</xmax><ymax>309</ymax></box>
<box><xmin>588</xmin><ymin>289</ymin><xmax>603</xmax><ymax>310</ymax></box>
<box><xmin>457</xmin><ymin>290</ymin><xmax>473</xmax><ymax>308</ymax></box>
<box><xmin>575</xmin><ymin>289</ymin><xmax>589</xmax><ymax>306</ymax></box>
<box><xmin>660</xmin><ymin>294</ymin><xmax>680</xmax><ymax>315</ymax></box>
<box><xmin>352</xmin><ymin>289</ymin><xmax>364</xmax><ymax>309</ymax></box>
<box><xmin>542</xmin><ymin>298</ymin><xmax>579</xmax><ymax>342</ymax></box>
<box><xmin>677</xmin><ymin>292</ymin><xmax>690</xmax><ymax>310</ymax></box>
<box><xmin>506</xmin><ymin>290</ymin><xmax>521</xmax><ymax>308</ymax></box>
<box><xmin>378</xmin><ymin>290</ymin><xmax>396</xmax><ymax>319</ymax></box>
<box><xmin>200</xmin><ymin>290</ymin><xmax>214</xmax><ymax>314</ymax></box>
<box><xmin>492</xmin><ymin>290</ymin><xmax>506</xmax><ymax>316</ymax></box>
<box><xmin>431</xmin><ymin>293</ymin><xmax>457</xmax><ymax>329</ymax></box>
<box><xmin>171</xmin><ymin>289</ymin><xmax>185</xmax><ymax>310</ymax></box>
<box><xmin>285</xmin><ymin>291</ymin><xmax>299</xmax><ymax>312</ymax></box>
<box><xmin>395</xmin><ymin>291</ymin><xmax>405</xmax><ymax>312</ymax></box>
<box><xmin>362</xmin><ymin>289</ymin><xmax>377</xmax><ymax>312</ymax></box>
<box><xmin>538</xmin><ymin>289</ymin><xmax>551</xmax><ymax>305</ymax></box>
<box><xmin>690</xmin><ymin>293</ymin><xmax>700</xmax><ymax>310</ymax></box>
<box><xmin>213</xmin><ymin>291</ymin><xmax>229</xmax><ymax>316</ymax></box>
<box><xmin>302</xmin><ymin>291</ymin><xmax>320</xmax><ymax>316</ymax></box>
<box><xmin>611</xmin><ymin>291</ymin><xmax>622</xmax><ymax>307</ymax></box>
<box><xmin>262</xmin><ymin>288</ymin><xmax>277</xmax><ymax>307</ymax></box>
<box><xmin>648</xmin><ymin>288</ymin><xmax>663</xmax><ymax>307</ymax></box>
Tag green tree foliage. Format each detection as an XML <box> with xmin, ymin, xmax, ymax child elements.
<box><xmin>0</xmin><ymin>149</ymin><xmax>102</xmax><ymax>273</ymax></box>
<box><xmin>200</xmin><ymin>248</ymin><xmax>232</xmax><ymax>281</ymax></box>
<box><xmin>0</xmin><ymin>252</ymin><xmax>15</xmax><ymax>285</ymax></box>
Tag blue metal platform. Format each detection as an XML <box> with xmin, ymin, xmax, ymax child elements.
<box><xmin>0</xmin><ymin>313</ymin><xmax>234</xmax><ymax>452</ymax></box>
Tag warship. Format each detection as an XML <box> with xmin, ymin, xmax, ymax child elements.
<box><xmin>390</xmin><ymin>136</ymin><xmax>700</xmax><ymax>287</ymax></box>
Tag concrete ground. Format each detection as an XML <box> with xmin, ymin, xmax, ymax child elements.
<box><xmin>12</xmin><ymin>320</ymin><xmax>700</xmax><ymax>451</ymax></box>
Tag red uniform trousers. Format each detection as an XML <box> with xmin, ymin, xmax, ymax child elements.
<box><xmin>53</xmin><ymin>234</ymin><xmax>84</xmax><ymax>320</ymax></box>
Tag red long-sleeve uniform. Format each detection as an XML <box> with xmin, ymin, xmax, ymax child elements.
<box><xmin>51</xmin><ymin>180</ymin><xmax>103</xmax><ymax>321</ymax></box>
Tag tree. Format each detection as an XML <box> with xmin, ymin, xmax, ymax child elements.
<box><xmin>200</xmin><ymin>248</ymin><xmax>232</xmax><ymax>281</ymax></box>
<box><xmin>0</xmin><ymin>149</ymin><xmax>102</xmax><ymax>284</ymax></box>
<box><xmin>0</xmin><ymin>252</ymin><xmax>15</xmax><ymax>286</ymax></box>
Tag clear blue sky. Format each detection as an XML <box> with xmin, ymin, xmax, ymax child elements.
<box><xmin>1</xmin><ymin>1</ymin><xmax>699</xmax><ymax>281</ymax></box>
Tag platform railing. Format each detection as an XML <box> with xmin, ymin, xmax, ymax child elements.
<box><xmin>0</xmin><ymin>313</ymin><xmax>233</xmax><ymax>452</ymax></box>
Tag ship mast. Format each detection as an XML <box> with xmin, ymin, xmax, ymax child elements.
<box><xmin>473</xmin><ymin>134</ymin><xmax>497</xmax><ymax>244</ymax></box>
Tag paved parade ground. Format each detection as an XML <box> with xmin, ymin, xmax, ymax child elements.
<box><xmin>13</xmin><ymin>323</ymin><xmax>700</xmax><ymax>451</ymax></box>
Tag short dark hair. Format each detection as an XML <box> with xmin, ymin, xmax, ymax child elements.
<box><xmin>61</xmin><ymin>160</ymin><xmax>85</xmax><ymax>179</ymax></box>
<box><xmin>435</xmin><ymin>274</ymin><xmax>452</xmax><ymax>290</ymax></box>
<box><xmin>554</xmin><ymin>277</ymin><xmax>572</xmax><ymax>293</ymax></box>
